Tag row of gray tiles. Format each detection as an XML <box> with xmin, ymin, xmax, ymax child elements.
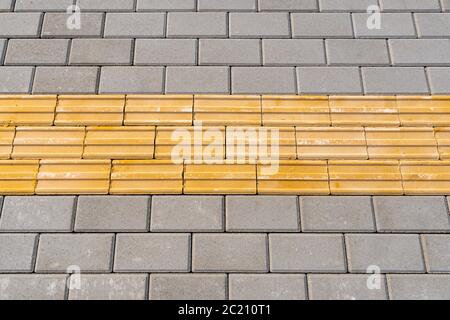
<box><xmin>1</xmin><ymin>273</ymin><xmax>450</xmax><ymax>300</ymax></box>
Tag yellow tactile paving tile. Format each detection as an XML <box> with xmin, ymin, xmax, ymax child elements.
<box><xmin>434</xmin><ymin>128</ymin><xmax>450</xmax><ymax>160</ymax></box>
<box><xmin>0</xmin><ymin>127</ymin><xmax>15</xmax><ymax>159</ymax></box>
<box><xmin>55</xmin><ymin>95</ymin><xmax>125</xmax><ymax>126</ymax></box>
<box><xmin>226</xmin><ymin>126</ymin><xmax>296</xmax><ymax>160</ymax></box>
<box><xmin>397</xmin><ymin>96</ymin><xmax>450</xmax><ymax>126</ymax></box>
<box><xmin>184</xmin><ymin>164</ymin><xmax>256</xmax><ymax>194</ymax></box>
<box><xmin>400</xmin><ymin>160</ymin><xmax>450</xmax><ymax>195</ymax></box>
<box><xmin>84</xmin><ymin>126</ymin><xmax>155</xmax><ymax>159</ymax></box>
<box><xmin>257</xmin><ymin>160</ymin><xmax>329</xmax><ymax>195</ymax></box>
<box><xmin>194</xmin><ymin>95</ymin><xmax>261</xmax><ymax>126</ymax></box>
<box><xmin>365</xmin><ymin>127</ymin><xmax>439</xmax><ymax>159</ymax></box>
<box><xmin>155</xmin><ymin>126</ymin><xmax>225</xmax><ymax>160</ymax></box>
<box><xmin>0</xmin><ymin>95</ymin><xmax>56</xmax><ymax>126</ymax></box>
<box><xmin>35</xmin><ymin>160</ymin><xmax>111</xmax><ymax>194</ymax></box>
<box><xmin>262</xmin><ymin>95</ymin><xmax>330</xmax><ymax>126</ymax></box>
<box><xmin>12</xmin><ymin>127</ymin><xmax>85</xmax><ymax>159</ymax></box>
<box><xmin>124</xmin><ymin>95</ymin><xmax>193</xmax><ymax>126</ymax></box>
<box><xmin>329</xmin><ymin>96</ymin><xmax>399</xmax><ymax>126</ymax></box>
<box><xmin>296</xmin><ymin>127</ymin><xmax>367</xmax><ymax>159</ymax></box>
<box><xmin>0</xmin><ymin>160</ymin><xmax>39</xmax><ymax>194</ymax></box>
<box><xmin>328</xmin><ymin>160</ymin><xmax>403</xmax><ymax>195</ymax></box>
<box><xmin>110</xmin><ymin>160</ymin><xmax>183</xmax><ymax>194</ymax></box>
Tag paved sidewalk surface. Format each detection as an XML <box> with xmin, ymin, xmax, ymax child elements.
<box><xmin>0</xmin><ymin>0</ymin><xmax>449</xmax><ymax>94</ymax></box>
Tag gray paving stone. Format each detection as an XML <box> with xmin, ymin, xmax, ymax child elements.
<box><xmin>326</xmin><ymin>39</ymin><xmax>390</xmax><ymax>66</ymax></box>
<box><xmin>14</xmin><ymin>0</ymin><xmax>73</xmax><ymax>11</ymax></box>
<box><xmin>291</xmin><ymin>13</ymin><xmax>353</xmax><ymax>38</ymax></box>
<box><xmin>229</xmin><ymin>13</ymin><xmax>290</xmax><ymax>38</ymax></box>
<box><xmin>0</xmin><ymin>196</ymin><xmax>75</xmax><ymax>232</ymax></box>
<box><xmin>199</xmin><ymin>39</ymin><xmax>261</xmax><ymax>66</ymax></box>
<box><xmin>297</xmin><ymin>67</ymin><xmax>363</xmax><ymax>94</ymax></box>
<box><xmin>114</xmin><ymin>234</ymin><xmax>190</xmax><ymax>272</ymax></box>
<box><xmin>389</xmin><ymin>39</ymin><xmax>450</xmax><ymax>66</ymax></box>
<box><xmin>415</xmin><ymin>13</ymin><xmax>450</xmax><ymax>37</ymax></box>
<box><xmin>75</xmin><ymin>196</ymin><xmax>149</xmax><ymax>232</ymax></box>
<box><xmin>99</xmin><ymin>67</ymin><xmax>164</xmax><ymax>94</ymax></box>
<box><xmin>388</xmin><ymin>275</ymin><xmax>450</xmax><ymax>300</ymax></box>
<box><xmin>319</xmin><ymin>0</ymin><xmax>379</xmax><ymax>12</ymax></box>
<box><xmin>151</xmin><ymin>196</ymin><xmax>223</xmax><ymax>232</ymax></box>
<box><xmin>352</xmin><ymin>13</ymin><xmax>416</xmax><ymax>38</ymax></box>
<box><xmin>263</xmin><ymin>39</ymin><xmax>326</xmax><ymax>66</ymax></box>
<box><xmin>192</xmin><ymin>234</ymin><xmax>268</xmax><ymax>272</ymax></box>
<box><xmin>380</xmin><ymin>0</ymin><xmax>441</xmax><ymax>12</ymax></box>
<box><xmin>70</xmin><ymin>39</ymin><xmax>133</xmax><ymax>65</ymax></box>
<box><xmin>422</xmin><ymin>235</ymin><xmax>450</xmax><ymax>272</ymax></box>
<box><xmin>300</xmin><ymin>196</ymin><xmax>375</xmax><ymax>232</ymax></box>
<box><xmin>269</xmin><ymin>234</ymin><xmax>346</xmax><ymax>272</ymax></box>
<box><xmin>0</xmin><ymin>0</ymin><xmax>12</xmax><ymax>11</ymax></box>
<box><xmin>232</xmin><ymin>67</ymin><xmax>296</xmax><ymax>94</ymax></box>
<box><xmin>5</xmin><ymin>39</ymin><xmax>69</xmax><ymax>65</ymax></box>
<box><xmin>149</xmin><ymin>274</ymin><xmax>226</xmax><ymax>300</ymax></box>
<box><xmin>427</xmin><ymin>67</ymin><xmax>450</xmax><ymax>94</ymax></box>
<box><xmin>135</xmin><ymin>39</ymin><xmax>197</xmax><ymax>65</ymax></box>
<box><xmin>229</xmin><ymin>274</ymin><xmax>306</xmax><ymax>300</ymax></box>
<box><xmin>362</xmin><ymin>67</ymin><xmax>429</xmax><ymax>94</ymax></box>
<box><xmin>226</xmin><ymin>196</ymin><xmax>299</xmax><ymax>232</ymax></box>
<box><xmin>165</xmin><ymin>67</ymin><xmax>229</xmax><ymax>94</ymax></box>
<box><xmin>167</xmin><ymin>12</ymin><xmax>227</xmax><ymax>38</ymax></box>
<box><xmin>69</xmin><ymin>274</ymin><xmax>148</xmax><ymax>300</ymax></box>
<box><xmin>198</xmin><ymin>0</ymin><xmax>256</xmax><ymax>11</ymax></box>
<box><xmin>0</xmin><ymin>66</ymin><xmax>33</xmax><ymax>93</ymax></box>
<box><xmin>137</xmin><ymin>0</ymin><xmax>196</xmax><ymax>11</ymax></box>
<box><xmin>443</xmin><ymin>0</ymin><xmax>450</xmax><ymax>11</ymax></box>
<box><xmin>258</xmin><ymin>0</ymin><xmax>318</xmax><ymax>11</ymax></box>
<box><xmin>345</xmin><ymin>234</ymin><xmax>425</xmax><ymax>273</ymax></box>
<box><xmin>0</xmin><ymin>39</ymin><xmax>5</xmax><ymax>63</ymax></box>
<box><xmin>33</xmin><ymin>67</ymin><xmax>99</xmax><ymax>94</ymax></box>
<box><xmin>0</xmin><ymin>13</ymin><xmax>42</xmax><ymax>37</ymax></box>
<box><xmin>373</xmin><ymin>196</ymin><xmax>450</xmax><ymax>232</ymax></box>
<box><xmin>308</xmin><ymin>274</ymin><xmax>388</xmax><ymax>300</ymax></box>
<box><xmin>35</xmin><ymin>234</ymin><xmax>114</xmax><ymax>273</ymax></box>
<box><xmin>0</xmin><ymin>275</ymin><xmax>67</xmax><ymax>300</ymax></box>
<box><xmin>41</xmin><ymin>13</ymin><xmax>103</xmax><ymax>38</ymax></box>
<box><xmin>77</xmin><ymin>0</ymin><xmax>135</xmax><ymax>11</ymax></box>
<box><xmin>104</xmin><ymin>13</ymin><xmax>165</xmax><ymax>38</ymax></box>
<box><xmin>0</xmin><ymin>234</ymin><xmax>37</xmax><ymax>272</ymax></box>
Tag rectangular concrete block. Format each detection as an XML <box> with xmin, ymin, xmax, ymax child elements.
<box><xmin>319</xmin><ymin>0</ymin><xmax>380</xmax><ymax>12</ymax></box>
<box><xmin>99</xmin><ymin>66</ymin><xmax>164</xmax><ymax>94</ymax></box>
<box><xmin>380</xmin><ymin>0</ymin><xmax>441</xmax><ymax>12</ymax></box>
<box><xmin>427</xmin><ymin>67</ymin><xmax>450</xmax><ymax>94</ymax></box>
<box><xmin>263</xmin><ymin>39</ymin><xmax>326</xmax><ymax>66</ymax></box>
<box><xmin>0</xmin><ymin>196</ymin><xmax>75</xmax><ymax>232</ymax></box>
<box><xmin>114</xmin><ymin>234</ymin><xmax>190</xmax><ymax>272</ymax></box>
<box><xmin>443</xmin><ymin>0</ymin><xmax>450</xmax><ymax>11</ymax></box>
<box><xmin>77</xmin><ymin>0</ymin><xmax>135</xmax><ymax>11</ymax></box>
<box><xmin>165</xmin><ymin>67</ymin><xmax>230</xmax><ymax>94</ymax></box>
<box><xmin>0</xmin><ymin>0</ymin><xmax>12</xmax><ymax>11</ymax></box>
<box><xmin>291</xmin><ymin>13</ymin><xmax>353</xmax><ymax>38</ymax></box>
<box><xmin>230</xmin><ymin>13</ymin><xmax>290</xmax><ymax>38</ymax></box>
<box><xmin>0</xmin><ymin>66</ymin><xmax>33</xmax><ymax>93</ymax></box>
<box><xmin>149</xmin><ymin>274</ymin><xmax>226</xmax><ymax>300</ymax></box>
<box><xmin>104</xmin><ymin>13</ymin><xmax>165</xmax><ymax>38</ymax></box>
<box><xmin>70</xmin><ymin>39</ymin><xmax>133</xmax><ymax>65</ymax></box>
<box><xmin>192</xmin><ymin>234</ymin><xmax>268</xmax><ymax>272</ymax></box>
<box><xmin>5</xmin><ymin>39</ymin><xmax>69</xmax><ymax>65</ymax></box>
<box><xmin>33</xmin><ymin>67</ymin><xmax>99</xmax><ymax>94</ymax></box>
<box><xmin>362</xmin><ymin>67</ymin><xmax>429</xmax><ymax>94</ymax></box>
<box><xmin>198</xmin><ymin>0</ymin><xmax>256</xmax><ymax>11</ymax></box>
<box><xmin>41</xmin><ymin>13</ymin><xmax>103</xmax><ymax>38</ymax></box>
<box><xmin>326</xmin><ymin>39</ymin><xmax>390</xmax><ymax>66</ymax></box>
<box><xmin>14</xmin><ymin>0</ymin><xmax>73</xmax><ymax>11</ymax></box>
<box><xmin>232</xmin><ymin>67</ymin><xmax>296</xmax><ymax>94</ymax></box>
<box><xmin>0</xmin><ymin>39</ymin><xmax>5</xmax><ymax>63</ymax></box>
<box><xmin>226</xmin><ymin>196</ymin><xmax>299</xmax><ymax>232</ymax></box>
<box><xmin>199</xmin><ymin>39</ymin><xmax>261</xmax><ymax>66</ymax></box>
<box><xmin>0</xmin><ymin>13</ymin><xmax>42</xmax><ymax>37</ymax></box>
<box><xmin>137</xmin><ymin>0</ymin><xmax>196</xmax><ymax>11</ymax></box>
<box><xmin>167</xmin><ymin>12</ymin><xmax>227</xmax><ymax>38</ymax></box>
<box><xmin>0</xmin><ymin>275</ymin><xmax>67</xmax><ymax>300</ymax></box>
<box><xmin>35</xmin><ymin>234</ymin><xmax>114</xmax><ymax>272</ymax></box>
<box><xmin>388</xmin><ymin>275</ymin><xmax>450</xmax><ymax>300</ymax></box>
<box><xmin>352</xmin><ymin>13</ymin><xmax>416</xmax><ymax>38</ymax></box>
<box><xmin>0</xmin><ymin>234</ymin><xmax>38</xmax><ymax>272</ymax></box>
<box><xmin>135</xmin><ymin>39</ymin><xmax>197</xmax><ymax>65</ymax></box>
<box><xmin>422</xmin><ymin>235</ymin><xmax>450</xmax><ymax>272</ymax></box>
<box><xmin>259</xmin><ymin>0</ymin><xmax>318</xmax><ymax>11</ymax></box>
<box><xmin>297</xmin><ymin>67</ymin><xmax>363</xmax><ymax>94</ymax></box>
<box><xmin>151</xmin><ymin>196</ymin><xmax>223</xmax><ymax>232</ymax></box>
<box><xmin>270</xmin><ymin>234</ymin><xmax>346</xmax><ymax>272</ymax></box>
<box><xmin>389</xmin><ymin>39</ymin><xmax>450</xmax><ymax>66</ymax></box>
<box><xmin>345</xmin><ymin>234</ymin><xmax>425</xmax><ymax>273</ymax></box>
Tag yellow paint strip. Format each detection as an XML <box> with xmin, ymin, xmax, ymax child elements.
<box><xmin>0</xmin><ymin>95</ymin><xmax>56</xmax><ymax>126</ymax></box>
<box><xmin>397</xmin><ymin>95</ymin><xmax>450</xmax><ymax>126</ymax></box>
<box><xmin>0</xmin><ymin>160</ymin><xmax>39</xmax><ymax>194</ymax></box>
<box><xmin>401</xmin><ymin>160</ymin><xmax>450</xmax><ymax>195</ymax></box>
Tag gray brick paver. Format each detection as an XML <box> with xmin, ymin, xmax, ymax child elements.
<box><xmin>0</xmin><ymin>234</ymin><xmax>38</xmax><ymax>272</ymax></box>
<box><xmin>389</xmin><ymin>39</ymin><xmax>450</xmax><ymax>66</ymax></box>
<box><xmin>135</xmin><ymin>39</ymin><xmax>197</xmax><ymax>65</ymax></box>
<box><xmin>229</xmin><ymin>13</ymin><xmax>291</xmax><ymax>38</ymax></box>
<box><xmin>326</xmin><ymin>39</ymin><xmax>390</xmax><ymax>66</ymax></box>
<box><xmin>77</xmin><ymin>0</ymin><xmax>136</xmax><ymax>11</ymax></box>
<box><xmin>443</xmin><ymin>0</ymin><xmax>450</xmax><ymax>11</ymax></box>
<box><xmin>165</xmin><ymin>66</ymin><xmax>230</xmax><ymax>93</ymax></box>
<box><xmin>362</xmin><ymin>67</ymin><xmax>429</xmax><ymax>94</ymax></box>
<box><xmin>422</xmin><ymin>235</ymin><xmax>450</xmax><ymax>272</ymax></box>
<box><xmin>33</xmin><ymin>67</ymin><xmax>99</xmax><ymax>94</ymax></box>
<box><xmin>0</xmin><ymin>66</ymin><xmax>33</xmax><ymax>93</ymax></box>
<box><xmin>415</xmin><ymin>13</ymin><xmax>450</xmax><ymax>37</ymax></box>
<box><xmin>263</xmin><ymin>39</ymin><xmax>326</xmax><ymax>66</ymax></box>
<box><xmin>297</xmin><ymin>67</ymin><xmax>363</xmax><ymax>94</ymax></box>
<box><xmin>198</xmin><ymin>0</ymin><xmax>256</xmax><ymax>11</ymax></box>
<box><xmin>319</xmin><ymin>0</ymin><xmax>380</xmax><ymax>12</ymax></box>
<box><xmin>259</xmin><ymin>0</ymin><xmax>318</xmax><ymax>11</ymax></box>
<box><xmin>69</xmin><ymin>39</ymin><xmax>133</xmax><ymax>65</ymax></box>
<box><xmin>167</xmin><ymin>12</ymin><xmax>227</xmax><ymax>38</ymax></box>
<box><xmin>5</xmin><ymin>39</ymin><xmax>69</xmax><ymax>65</ymax></box>
<box><xmin>0</xmin><ymin>275</ymin><xmax>67</xmax><ymax>300</ymax></box>
<box><xmin>352</xmin><ymin>13</ymin><xmax>416</xmax><ymax>38</ymax></box>
<box><xmin>380</xmin><ymin>0</ymin><xmax>442</xmax><ymax>12</ymax></box>
<box><xmin>199</xmin><ymin>39</ymin><xmax>262</xmax><ymax>66</ymax></box>
<box><xmin>388</xmin><ymin>275</ymin><xmax>450</xmax><ymax>300</ymax></box>
<box><xmin>0</xmin><ymin>13</ymin><xmax>42</xmax><ymax>37</ymax></box>
<box><xmin>99</xmin><ymin>66</ymin><xmax>164</xmax><ymax>94</ymax></box>
<box><xmin>427</xmin><ymin>67</ymin><xmax>450</xmax><ymax>94</ymax></box>
<box><xmin>291</xmin><ymin>13</ymin><xmax>353</xmax><ymax>38</ymax></box>
<box><xmin>0</xmin><ymin>39</ymin><xmax>5</xmax><ymax>63</ymax></box>
<box><xmin>104</xmin><ymin>13</ymin><xmax>165</xmax><ymax>38</ymax></box>
<box><xmin>14</xmin><ymin>0</ymin><xmax>73</xmax><ymax>11</ymax></box>
<box><xmin>137</xmin><ymin>0</ymin><xmax>196</xmax><ymax>11</ymax></box>
<box><xmin>232</xmin><ymin>67</ymin><xmax>297</xmax><ymax>94</ymax></box>
<box><xmin>41</xmin><ymin>13</ymin><xmax>104</xmax><ymax>38</ymax></box>
<box><xmin>0</xmin><ymin>0</ymin><xmax>12</xmax><ymax>11</ymax></box>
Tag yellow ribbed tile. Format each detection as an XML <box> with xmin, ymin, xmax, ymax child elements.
<box><xmin>0</xmin><ymin>95</ymin><xmax>56</xmax><ymax>126</ymax></box>
<box><xmin>110</xmin><ymin>160</ymin><xmax>183</xmax><ymax>194</ymax></box>
<box><xmin>0</xmin><ymin>127</ymin><xmax>15</xmax><ymax>159</ymax></box>
<box><xmin>36</xmin><ymin>160</ymin><xmax>110</xmax><ymax>194</ymax></box>
<box><xmin>194</xmin><ymin>95</ymin><xmax>261</xmax><ymax>126</ymax></box>
<box><xmin>184</xmin><ymin>164</ymin><xmax>256</xmax><ymax>194</ymax></box>
<box><xmin>401</xmin><ymin>160</ymin><xmax>450</xmax><ymax>195</ymax></box>
<box><xmin>435</xmin><ymin>128</ymin><xmax>450</xmax><ymax>159</ymax></box>
<box><xmin>55</xmin><ymin>95</ymin><xmax>125</xmax><ymax>126</ymax></box>
<box><xmin>398</xmin><ymin>96</ymin><xmax>450</xmax><ymax>126</ymax></box>
<box><xmin>12</xmin><ymin>127</ymin><xmax>85</xmax><ymax>159</ymax></box>
<box><xmin>226</xmin><ymin>126</ymin><xmax>296</xmax><ymax>160</ymax></box>
<box><xmin>0</xmin><ymin>160</ymin><xmax>38</xmax><ymax>194</ymax></box>
<box><xmin>124</xmin><ymin>95</ymin><xmax>193</xmax><ymax>126</ymax></box>
<box><xmin>296</xmin><ymin>127</ymin><xmax>367</xmax><ymax>159</ymax></box>
<box><xmin>330</xmin><ymin>96</ymin><xmax>399</xmax><ymax>126</ymax></box>
<box><xmin>155</xmin><ymin>126</ymin><xmax>225</xmax><ymax>160</ymax></box>
<box><xmin>328</xmin><ymin>160</ymin><xmax>402</xmax><ymax>195</ymax></box>
<box><xmin>84</xmin><ymin>126</ymin><xmax>155</xmax><ymax>159</ymax></box>
<box><xmin>365</xmin><ymin>127</ymin><xmax>438</xmax><ymax>159</ymax></box>
<box><xmin>257</xmin><ymin>160</ymin><xmax>329</xmax><ymax>195</ymax></box>
<box><xmin>262</xmin><ymin>95</ymin><xmax>330</xmax><ymax>126</ymax></box>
